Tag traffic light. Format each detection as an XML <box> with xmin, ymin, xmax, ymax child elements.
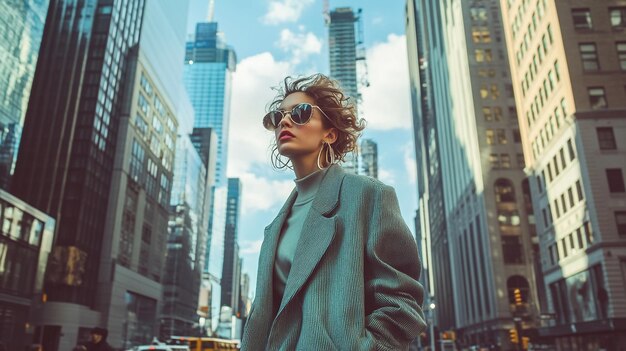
<box><xmin>514</xmin><ymin>288</ymin><xmax>523</xmax><ymax>305</ymax></box>
<box><xmin>509</xmin><ymin>328</ymin><xmax>519</xmax><ymax>344</ymax></box>
<box><xmin>522</xmin><ymin>336</ymin><xmax>530</xmax><ymax>349</ymax></box>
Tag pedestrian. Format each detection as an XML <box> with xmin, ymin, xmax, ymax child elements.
<box><xmin>84</xmin><ymin>327</ymin><xmax>113</xmax><ymax>351</ymax></box>
<box><xmin>241</xmin><ymin>73</ymin><xmax>426</xmax><ymax>350</ymax></box>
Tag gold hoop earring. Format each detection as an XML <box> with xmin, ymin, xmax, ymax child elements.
<box><xmin>326</xmin><ymin>142</ymin><xmax>336</xmax><ymax>166</ymax></box>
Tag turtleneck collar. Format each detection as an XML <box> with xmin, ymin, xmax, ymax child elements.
<box><xmin>294</xmin><ymin>167</ymin><xmax>328</xmax><ymax>205</ymax></box>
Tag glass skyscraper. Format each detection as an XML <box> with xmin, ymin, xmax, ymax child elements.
<box><xmin>184</xmin><ymin>22</ymin><xmax>236</xmax><ymax>188</ymax></box>
<box><xmin>0</xmin><ymin>0</ymin><xmax>49</xmax><ymax>189</ymax></box>
<box><xmin>183</xmin><ymin>20</ymin><xmax>236</xmax><ymax>333</ymax></box>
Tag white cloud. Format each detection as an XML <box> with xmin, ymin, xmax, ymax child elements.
<box><xmin>262</xmin><ymin>0</ymin><xmax>315</xmax><ymax>25</ymax></box>
<box><xmin>403</xmin><ymin>143</ymin><xmax>417</xmax><ymax>185</ymax></box>
<box><xmin>238</xmin><ymin>172</ymin><xmax>294</xmax><ymax>214</ymax></box>
<box><xmin>360</xmin><ymin>34</ymin><xmax>413</xmax><ymax>131</ymax></box>
<box><xmin>378</xmin><ymin>169</ymin><xmax>396</xmax><ymax>185</ymax></box>
<box><xmin>228</xmin><ymin>52</ymin><xmax>298</xmax><ymax>215</ymax></box>
<box><xmin>276</xmin><ymin>29</ymin><xmax>322</xmax><ymax>65</ymax></box>
<box><xmin>228</xmin><ymin>52</ymin><xmax>292</xmax><ymax>176</ymax></box>
<box><xmin>240</xmin><ymin>239</ymin><xmax>264</xmax><ymax>255</ymax></box>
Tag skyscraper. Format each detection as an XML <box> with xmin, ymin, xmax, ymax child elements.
<box><xmin>405</xmin><ymin>0</ymin><xmax>453</xmax><ymax>342</ymax></box>
<box><xmin>360</xmin><ymin>139</ymin><xmax>378</xmax><ymax>178</ymax></box>
<box><xmin>328</xmin><ymin>7</ymin><xmax>360</xmax><ymax>174</ymax></box>
<box><xmin>0</xmin><ymin>0</ymin><xmax>49</xmax><ymax>189</ymax></box>
<box><xmin>500</xmin><ymin>1</ymin><xmax>626</xmax><ymax>348</ymax></box>
<box><xmin>184</xmin><ymin>22</ymin><xmax>236</xmax><ymax>188</ymax></box>
<box><xmin>12</xmin><ymin>1</ymin><xmax>147</xmax><ymax>348</ymax></box>
<box><xmin>407</xmin><ymin>0</ymin><xmax>542</xmax><ymax>349</ymax></box>
<box><xmin>12</xmin><ymin>0</ymin><xmax>192</xmax><ymax>348</ymax></box>
<box><xmin>221</xmin><ymin>178</ymin><xmax>242</xmax><ymax>311</ymax></box>
<box><xmin>183</xmin><ymin>19</ymin><xmax>236</xmax><ymax>332</ymax></box>
<box><xmin>162</xmin><ymin>128</ymin><xmax>214</xmax><ymax>338</ymax></box>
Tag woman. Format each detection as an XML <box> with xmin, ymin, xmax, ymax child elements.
<box><xmin>241</xmin><ymin>74</ymin><xmax>426</xmax><ymax>350</ymax></box>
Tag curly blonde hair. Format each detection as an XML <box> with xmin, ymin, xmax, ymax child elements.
<box><xmin>268</xmin><ymin>74</ymin><xmax>366</xmax><ymax>169</ymax></box>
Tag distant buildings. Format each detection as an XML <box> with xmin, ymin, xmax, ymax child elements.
<box><xmin>360</xmin><ymin>139</ymin><xmax>378</xmax><ymax>179</ymax></box>
<box><xmin>183</xmin><ymin>19</ymin><xmax>237</xmax><ymax>333</ymax></box>
<box><xmin>500</xmin><ymin>0</ymin><xmax>626</xmax><ymax>348</ymax></box>
<box><xmin>221</xmin><ymin>178</ymin><xmax>242</xmax><ymax>312</ymax></box>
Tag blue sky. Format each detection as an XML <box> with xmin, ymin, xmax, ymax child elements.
<box><xmin>186</xmin><ymin>0</ymin><xmax>417</xmax><ymax>298</ymax></box>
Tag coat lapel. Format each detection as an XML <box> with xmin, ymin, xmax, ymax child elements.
<box><xmin>275</xmin><ymin>165</ymin><xmax>346</xmax><ymax>317</ymax></box>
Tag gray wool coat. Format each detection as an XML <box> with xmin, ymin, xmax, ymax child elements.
<box><xmin>241</xmin><ymin>164</ymin><xmax>426</xmax><ymax>351</ymax></box>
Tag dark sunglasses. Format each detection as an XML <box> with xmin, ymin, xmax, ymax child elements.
<box><xmin>263</xmin><ymin>103</ymin><xmax>332</xmax><ymax>131</ymax></box>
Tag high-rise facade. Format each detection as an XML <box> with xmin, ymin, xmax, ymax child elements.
<box><xmin>408</xmin><ymin>0</ymin><xmax>543</xmax><ymax>349</ymax></box>
<box><xmin>221</xmin><ymin>178</ymin><xmax>242</xmax><ymax>311</ymax></box>
<box><xmin>0</xmin><ymin>0</ymin><xmax>49</xmax><ymax>189</ymax></box>
<box><xmin>162</xmin><ymin>129</ymin><xmax>214</xmax><ymax>338</ymax></box>
<box><xmin>184</xmin><ymin>22</ymin><xmax>236</xmax><ymax>188</ymax></box>
<box><xmin>328</xmin><ymin>7</ymin><xmax>360</xmax><ymax>174</ymax></box>
<box><xmin>406</xmin><ymin>0</ymin><xmax>454</xmax><ymax>341</ymax></box>
<box><xmin>12</xmin><ymin>1</ymin><xmax>147</xmax><ymax>349</ymax></box>
<box><xmin>500</xmin><ymin>1</ymin><xmax>626</xmax><ymax>349</ymax></box>
<box><xmin>360</xmin><ymin>139</ymin><xmax>378</xmax><ymax>179</ymax></box>
<box><xmin>11</xmin><ymin>0</ymin><xmax>193</xmax><ymax>349</ymax></box>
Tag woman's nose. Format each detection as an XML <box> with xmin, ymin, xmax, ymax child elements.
<box><xmin>278</xmin><ymin>112</ymin><xmax>292</xmax><ymax>127</ymax></box>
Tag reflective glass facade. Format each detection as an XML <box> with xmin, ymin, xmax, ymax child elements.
<box><xmin>13</xmin><ymin>0</ymin><xmax>145</xmax><ymax>308</ymax></box>
<box><xmin>0</xmin><ymin>0</ymin><xmax>49</xmax><ymax>189</ymax></box>
<box><xmin>183</xmin><ymin>22</ymin><xmax>236</xmax><ymax>188</ymax></box>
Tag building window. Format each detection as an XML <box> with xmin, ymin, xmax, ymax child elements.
<box><xmin>597</xmin><ymin>127</ymin><xmax>617</xmax><ymax>150</ymax></box>
<box><xmin>588</xmin><ymin>87</ymin><xmax>607</xmax><ymax>109</ymax></box>
<box><xmin>501</xmin><ymin>154</ymin><xmax>511</xmax><ymax>168</ymax></box>
<box><xmin>490</xmin><ymin>153</ymin><xmax>500</xmax><ymax>168</ymax></box>
<box><xmin>572</xmin><ymin>8</ymin><xmax>593</xmax><ymax>29</ymax></box>
<box><xmin>576</xmin><ymin>180</ymin><xmax>584</xmax><ymax>201</ymax></box>
<box><xmin>486</xmin><ymin>129</ymin><xmax>495</xmax><ymax>145</ymax></box>
<box><xmin>483</xmin><ymin>107</ymin><xmax>493</xmax><ymax>121</ymax></box>
<box><xmin>495</xmin><ymin>178</ymin><xmax>516</xmax><ymax>202</ymax></box>
<box><xmin>497</xmin><ymin>129</ymin><xmax>507</xmax><ymax>144</ymax></box>
<box><xmin>617</xmin><ymin>42</ymin><xmax>626</xmax><ymax>70</ymax></box>
<box><xmin>580</xmin><ymin>43</ymin><xmax>599</xmax><ymax>71</ymax></box>
<box><xmin>610</xmin><ymin>7</ymin><xmax>626</xmax><ymax>28</ymax></box>
<box><xmin>502</xmin><ymin>237</ymin><xmax>524</xmax><ymax>265</ymax></box>
<box><xmin>616</xmin><ymin>212</ymin><xmax>626</xmax><ymax>236</ymax></box>
<box><xmin>567</xmin><ymin>139</ymin><xmax>576</xmax><ymax>160</ymax></box>
<box><xmin>606</xmin><ymin>169</ymin><xmax>626</xmax><ymax>193</ymax></box>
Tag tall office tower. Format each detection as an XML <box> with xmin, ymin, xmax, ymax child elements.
<box><xmin>221</xmin><ymin>178</ymin><xmax>242</xmax><ymax>311</ymax></box>
<box><xmin>408</xmin><ymin>0</ymin><xmax>542</xmax><ymax>349</ymax></box>
<box><xmin>161</xmin><ymin>129</ymin><xmax>214</xmax><ymax>338</ymax></box>
<box><xmin>183</xmin><ymin>20</ymin><xmax>236</xmax><ymax>332</ymax></box>
<box><xmin>12</xmin><ymin>0</ymin><xmax>192</xmax><ymax>349</ymax></box>
<box><xmin>328</xmin><ymin>7</ymin><xmax>361</xmax><ymax>174</ymax></box>
<box><xmin>0</xmin><ymin>190</ymin><xmax>55</xmax><ymax>351</ymax></box>
<box><xmin>0</xmin><ymin>0</ymin><xmax>49</xmax><ymax>189</ymax></box>
<box><xmin>406</xmin><ymin>0</ymin><xmax>454</xmax><ymax>342</ymax></box>
<box><xmin>184</xmin><ymin>21</ymin><xmax>236</xmax><ymax>188</ymax></box>
<box><xmin>360</xmin><ymin>139</ymin><xmax>378</xmax><ymax>178</ymax></box>
<box><xmin>11</xmin><ymin>1</ymin><xmax>147</xmax><ymax>349</ymax></box>
<box><xmin>500</xmin><ymin>1</ymin><xmax>626</xmax><ymax>348</ymax></box>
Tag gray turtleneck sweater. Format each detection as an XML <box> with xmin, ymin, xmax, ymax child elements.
<box><xmin>273</xmin><ymin>167</ymin><xmax>328</xmax><ymax>306</ymax></box>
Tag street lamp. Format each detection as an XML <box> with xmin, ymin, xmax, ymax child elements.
<box><xmin>428</xmin><ymin>300</ymin><xmax>435</xmax><ymax>351</ymax></box>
